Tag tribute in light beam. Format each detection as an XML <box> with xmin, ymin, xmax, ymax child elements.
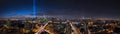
<box><xmin>33</xmin><ymin>0</ymin><xmax>36</xmax><ymax>17</ymax></box>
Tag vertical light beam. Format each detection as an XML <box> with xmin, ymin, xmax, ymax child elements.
<box><xmin>33</xmin><ymin>0</ymin><xmax>36</xmax><ymax>17</ymax></box>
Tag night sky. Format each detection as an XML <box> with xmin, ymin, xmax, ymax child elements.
<box><xmin>0</xmin><ymin>0</ymin><xmax>120</xmax><ymax>17</ymax></box>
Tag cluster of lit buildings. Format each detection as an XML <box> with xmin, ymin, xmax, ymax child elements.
<box><xmin>0</xmin><ymin>17</ymin><xmax>120</xmax><ymax>34</ymax></box>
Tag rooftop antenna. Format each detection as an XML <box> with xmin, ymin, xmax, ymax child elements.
<box><xmin>82</xmin><ymin>16</ymin><xmax>85</xmax><ymax>19</ymax></box>
<box><xmin>43</xmin><ymin>14</ymin><xmax>47</xmax><ymax>20</ymax></box>
<box><xmin>43</xmin><ymin>8</ymin><xmax>47</xmax><ymax>20</ymax></box>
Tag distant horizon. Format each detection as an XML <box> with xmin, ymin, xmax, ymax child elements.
<box><xmin>0</xmin><ymin>15</ymin><xmax>120</xmax><ymax>19</ymax></box>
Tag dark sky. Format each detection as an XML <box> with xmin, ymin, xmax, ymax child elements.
<box><xmin>0</xmin><ymin>0</ymin><xmax>120</xmax><ymax>17</ymax></box>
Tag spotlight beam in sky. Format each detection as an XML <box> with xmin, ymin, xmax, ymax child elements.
<box><xmin>33</xmin><ymin>0</ymin><xmax>36</xmax><ymax>17</ymax></box>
